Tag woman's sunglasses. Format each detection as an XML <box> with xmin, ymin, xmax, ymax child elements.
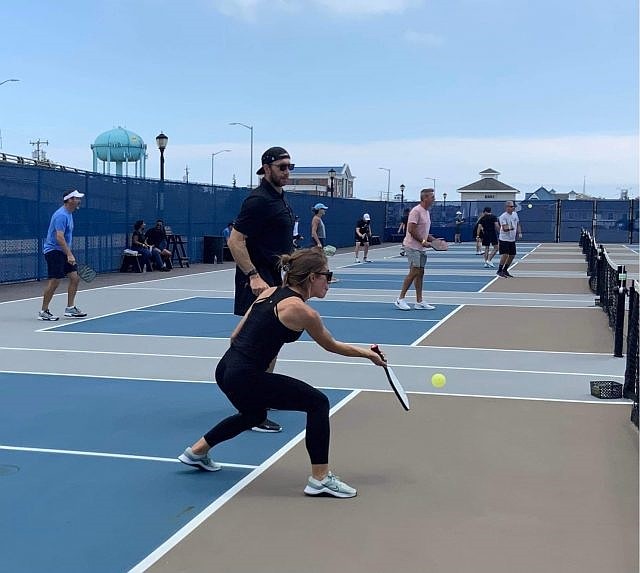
<box><xmin>316</xmin><ymin>271</ymin><xmax>333</xmax><ymax>282</ymax></box>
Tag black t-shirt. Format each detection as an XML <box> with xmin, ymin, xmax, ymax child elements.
<box><xmin>355</xmin><ymin>219</ymin><xmax>371</xmax><ymax>240</ymax></box>
<box><xmin>233</xmin><ymin>178</ymin><xmax>295</xmax><ymax>315</ymax></box>
<box><xmin>145</xmin><ymin>227</ymin><xmax>167</xmax><ymax>246</ymax></box>
<box><xmin>131</xmin><ymin>230</ymin><xmax>146</xmax><ymax>249</ymax></box>
<box><xmin>479</xmin><ymin>213</ymin><xmax>498</xmax><ymax>237</ymax></box>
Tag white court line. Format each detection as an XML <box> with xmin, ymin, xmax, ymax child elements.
<box><xmin>0</xmin><ymin>358</ymin><xmax>623</xmax><ymax>379</ymax></box>
<box><xmin>411</xmin><ymin>304</ymin><xmax>466</xmax><ymax>346</ymax></box>
<box><xmin>364</xmin><ymin>388</ymin><xmax>631</xmax><ymax>405</ymax></box>
<box><xmin>127</xmin><ymin>389</ymin><xmax>362</xmax><ymax>573</ymax></box>
<box><xmin>0</xmin><ymin>445</ymin><xmax>257</xmax><ymax>469</ymax></box>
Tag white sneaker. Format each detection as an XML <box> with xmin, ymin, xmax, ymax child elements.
<box><xmin>304</xmin><ymin>472</ymin><xmax>357</xmax><ymax>498</ymax></box>
<box><xmin>354</xmin><ymin>258</ymin><xmax>360</xmax><ymax>263</ymax></box>
<box><xmin>484</xmin><ymin>261</ymin><xmax>491</xmax><ymax>268</ymax></box>
<box><xmin>178</xmin><ymin>447</ymin><xmax>221</xmax><ymax>472</ymax></box>
<box><xmin>487</xmin><ymin>260</ymin><xmax>495</xmax><ymax>268</ymax></box>
<box><xmin>394</xmin><ymin>298</ymin><xmax>411</xmax><ymax>311</ymax></box>
<box><xmin>38</xmin><ymin>309</ymin><xmax>59</xmax><ymax>321</ymax></box>
<box><xmin>414</xmin><ymin>301</ymin><xmax>435</xmax><ymax>310</ymax></box>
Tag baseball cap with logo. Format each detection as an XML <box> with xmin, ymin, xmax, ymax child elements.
<box><xmin>256</xmin><ymin>146</ymin><xmax>290</xmax><ymax>175</ymax></box>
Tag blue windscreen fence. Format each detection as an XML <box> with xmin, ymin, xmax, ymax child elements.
<box><xmin>0</xmin><ymin>161</ymin><xmax>637</xmax><ymax>283</ymax></box>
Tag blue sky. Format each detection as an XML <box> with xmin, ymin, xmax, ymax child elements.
<box><xmin>1</xmin><ymin>0</ymin><xmax>638</xmax><ymax>199</ymax></box>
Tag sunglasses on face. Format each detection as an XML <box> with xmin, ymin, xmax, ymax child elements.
<box><xmin>316</xmin><ymin>271</ymin><xmax>333</xmax><ymax>282</ymax></box>
<box><xmin>271</xmin><ymin>163</ymin><xmax>295</xmax><ymax>172</ymax></box>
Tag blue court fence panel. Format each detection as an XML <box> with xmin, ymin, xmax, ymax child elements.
<box><xmin>0</xmin><ymin>161</ymin><xmax>637</xmax><ymax>283</ymax></box>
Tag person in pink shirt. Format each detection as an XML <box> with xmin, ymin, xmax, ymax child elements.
<box><xmin>394</xmin><ymin>188</ymin><xmax>437</xmax><ymax>311</ymax></box>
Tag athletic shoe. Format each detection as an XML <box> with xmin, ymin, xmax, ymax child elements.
<box><xmin>496</xmin><ymin>270</ymin><xmax>507</xmax><ymax>278</ymax></box>
<box><xmin>251</xmin><ymin>418</ymin><xmax>282</xmax><ymax>433</ymax></box>
<box><xmin>38</xmin><ymin>309</ymin><xmax>59</xmax><ymax>321</ymax></box>
<box><xmin>354</xmin><ymin>258</ymin><xmax>360</xmax><ymax>263</ymax></box>
<box><xmin>363</xmin><ymin>258</ymin><xmax>373</xmax><ymax>263</ymax></box>
<box><xmin>394</xmin><ymin>298</ymin><xmax>411</xmax><ymax>311</ymax></box>
<box><xmin>303</xmin><ymin>472</ymin><xmax>357</xmax><ymax>498</ymax></box>
<box><xmin>178</xmin><ymin>447</ymin><xmax>221</xmax><ymax>472</ymax></box>
<box><xmin>64</xmin><ymin>306</ymin><xmax>87</xmax><ymax>318</ymax></box>
<box><xmin>414</xmin><ymin>301</ymin><xmax>435</xmax><ymax>310</ymax></box>
<box><xmin>484</xmin><ymin>261</ymin><xmax>491</xmax><ymax>268</ymax></box>
<box><xmin>503</xmin><ymin>270</ymin><xmax>514</xmax><ymax>278</ymax></box>
<box><xmin>487</xmin><ymin>261</ymin><xmax>495</xmax><ymax>268</ymax></box>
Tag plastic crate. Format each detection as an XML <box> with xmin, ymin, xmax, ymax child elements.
<box><xmin>590</xmin><ymin>380</ymin><xmax>623</xmax><ymax>399</ymax></box>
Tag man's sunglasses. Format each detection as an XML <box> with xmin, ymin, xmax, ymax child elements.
<box><xmin>271</xmin><ymin>163</ymin><xmax>295</xmax><ymax>172</ymax></box>
<box><xmin>316</xmin><ymin>271</ymin><xmax>333</xmax><ymax>282</ymax></box>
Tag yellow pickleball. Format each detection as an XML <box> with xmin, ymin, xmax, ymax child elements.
<box><xmin>431</xmin><ymin>373</ymin><xmax>446</xmax><ymax>388</ymax></box>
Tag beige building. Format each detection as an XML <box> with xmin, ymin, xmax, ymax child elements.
<box><xmin>457</xmin><ymin>168</ymin><xmax>518</xmax><ymax>202</ymax></box>
<box><xmin>284</xmin><ymin>164</ymin><xmax>354</xmax><ymax>198</ymax></box>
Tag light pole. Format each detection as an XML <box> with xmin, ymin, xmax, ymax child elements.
<box><xmin>229</xmin><ymin>122</ymin><xmax>253</xmax><ymax>189</ymax></box>
<box><xmin>442</xmin><ymin>192</ymin><xmax>447</xmax><ymax>223</ymax></box>
<box><xmin>211</xmin><ymin>149</ymin><xmax>231</xmax><ymax>186</ymax></box>
<box><xmin>400</xmin><ymin>184</ymin><xmax>405</xmax><ymax>211</ymax></box>
<box><xmin>328</xmin><ymin>168</ymin><xmax>336</xmax><ymax>198</ymax></box>
<box><xmin>379</xmin><ymin>167</ymin><xmax>391</xmax><ymax>201</ymax></box>
<box><xmin>0</xmin><ymin>79</ymin><xmax>19</xmax><ymax>87</ymax></box>
<box><xmin>425</xmin><ymin>176</ymin><xmax>436</xmax><ymax>192</ymax></box>
<box><xmin>155</xmin><ymin>132</ymin><xmax>168</xmax><ymax>181</ymax></box>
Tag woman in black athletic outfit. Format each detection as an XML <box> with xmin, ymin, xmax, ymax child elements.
<box><xmin>179</xmin><ymin>248</ymin><xmax>385</xmax><ymax>498</ymax></box>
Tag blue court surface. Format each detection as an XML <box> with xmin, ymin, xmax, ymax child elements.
<box><xmin>0</xmin><ymin>372</ymin><xmax>351</xmax><ymax>573</ymax></box>
<box><xmin>46</xmin><ymin>297</ymin><xmax>458</xmax><ymax>345</ymax></box>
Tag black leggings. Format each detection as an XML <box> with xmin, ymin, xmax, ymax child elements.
<box><xmin>206</xmin><ymin>353</ymin><xmax>331</xmax><ymax>464</ymax></box>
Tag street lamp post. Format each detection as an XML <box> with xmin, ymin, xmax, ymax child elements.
<box><xmin>379</xmin><ymin>167</ymin><xmax>391</xmax><ymax>201</ymax></box>
<box><xmin>211</xmin><ymin>149</ymin><xmax>231</xmax><ymax>187</ymax></box>
<box><xmin>328</xmin><ymin>168</ymin><xmax>336</xmax><ymax>198</ymax></box>
<box><xmin>0</xmin><ymin>79</ymin><xmax>19</xmax><ymax>87</ymax></box>
<box><xmin>229</xmin><ymin>122</ymin><xmax>253</xmax><ymax>189</ymax></box>
<box><xmin>155</xmin><ymin>132</ymin><xmax>168</xmax><ymax>181</ymax></box>
<box><xmin>425</xmin><ymin>176</ymin><xmax>436</xmax><ymax>192</ymax></box>
<box><xmin>400</xmin><ymin>184</ymin><xmax>405</xmax><ymax>211</ymax></box>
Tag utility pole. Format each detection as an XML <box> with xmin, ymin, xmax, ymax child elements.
<box><xmin>30</xmin><ymin>139</ymin><xmax>49</xmax><ymax>161</ymax></box>
<box><xmin>183</xmin><ymin>165</ymin><xmax>190</xmax><ymax>183</ymax></box>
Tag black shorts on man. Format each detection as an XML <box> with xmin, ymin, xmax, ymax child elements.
<box><xmin>45</xmin><ymin>250</ymin><xmax>78</xmax><ymax>279</ymax></box>
<box><xmin>498</xmin><ymin>240</ymin><xmax>516</xmax><ymax>256</ymax></box>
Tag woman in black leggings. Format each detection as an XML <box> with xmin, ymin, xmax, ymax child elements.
<box><xmin>179</xmin><ymin>248</ymin><xmax>385</xmax><ymax>498</ymax></box>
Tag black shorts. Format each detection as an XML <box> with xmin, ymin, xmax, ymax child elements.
<box><xmin>482</xmin><ymin>234</ymin><xmax>498</xmax><ymax>247</ymax></box>
<box><xmin>498</xmin><ymin>240</ymin><xmax>516</xmax><ymax>255</ymax></box>
<box><xmin>355</xmin><ymin>235</ymin><xmax>369</xmax><ymax>246</ymax></box>
<box><xmin>45</xmin><ymin>250</ymin><xmax>77</xmax><ymax>279</ymax></box>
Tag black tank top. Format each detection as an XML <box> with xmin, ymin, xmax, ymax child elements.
<box><xmin>229</xmin><ymin>287</ymin><xmax>304</xmax><ymax>371</ymax></box>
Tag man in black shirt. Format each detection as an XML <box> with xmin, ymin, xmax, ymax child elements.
<box><xmin>478</xmin><ymin>206</ymin><xmax>500</xmax><ymax>268</ymax></box>
<box><xmin>354</xmin><ymin>213</ymin><xmax>372</xmax><ymax>263</ymax></box>
<box><xmin>227</xmin><ymin>146</ymin><xmax>296</xmax><ymax>433</ymax></box>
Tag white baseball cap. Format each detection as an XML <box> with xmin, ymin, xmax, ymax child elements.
<box><xmin>363</xmin><ymin>213</ymin><xmax>371</xmax><ymax>221</ymax></box>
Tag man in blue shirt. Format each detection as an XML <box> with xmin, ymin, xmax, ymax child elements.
<box><xmin>38</xmin><ymin>190</ymin><xmax>88</xmax><ymax>321</ymax></box>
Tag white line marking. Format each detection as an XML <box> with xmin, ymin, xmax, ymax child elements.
<box><xmin>127</xmin><ymin>389</ymin><xmax>361</xmax><ymax>573</ymax></box>
<box><xmin>0</xmin><ymin>445</ymin><xmax>258</xmax><ymax>469</ymax></box>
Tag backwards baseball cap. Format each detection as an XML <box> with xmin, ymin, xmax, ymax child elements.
<box><xmin>63</xmin><ymin>190</ymin><xmax>85</xmax><ymax>201</ymax></box>
<box><xmin>363</xmin><ymin>213</ymin><xmax>371</xmax><ymax>221</ymax></box>
<box><xmin>256</xmin><ymin>146</ymin><xmax>290</xmax><ymax>175</ymax></box>
<box><xmin>314</xmin><ymin>203</ymin><xmax>328</xmax><ymax>210</ymax></box>
<box><xmin>456</xmin><ymin>211</ymin><xmax>462</xmax><ymax>215</ymax></box>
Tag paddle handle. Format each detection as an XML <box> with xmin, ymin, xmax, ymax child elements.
<box><xmin>371</xmin><ymin>344</ymin><xmax>386</xmax><ymax>363</ymax></box>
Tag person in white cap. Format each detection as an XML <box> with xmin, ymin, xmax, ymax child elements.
<box><xmin>354</xmin><ymin>213</ymin><xmax>372</xmax><ymax>263</ymax></box>
<box><xmin>454</xmin><ymin>211</ymin><xmax>465</xmax><ymax>244</ymax></box>
<box><xmin>311</xmin><ymin>203</ymin><xmax>328</xmax><ymax>248</ymax></box>
<box><xmin>38</xmin><ymin>190</ymin><xmax>87</xmax><ymax>320</ymax></box>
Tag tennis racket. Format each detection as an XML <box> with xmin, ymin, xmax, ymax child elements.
<box><xmin>77</xmin><ymin>263</ymin><xmax>97</xmax><ymax>283</ymax></box>
<box><xmin>371</xmin><ymin>344</ymin><xmax>410</xmax><ymax>411</ymax></box>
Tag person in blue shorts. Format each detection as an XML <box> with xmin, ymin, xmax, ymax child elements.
<box><xmin>38</xmin><ymin>190</ymin><xmax>88</xmax><ymax>321</ymax></box>
<box><xmin>178</xmin><ymin>248</ymin><xmax>386</xmax><ymax>498</ymax></box>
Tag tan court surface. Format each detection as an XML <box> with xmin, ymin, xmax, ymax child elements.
<box><xmin>149</xmin><ymin>393</ymin><xmax>638</xmax><ymax>573</ymax></box>
<box><xmin>419</xmin><ymin>305</ymin><xmax>614</xmax><ymax>353</ymax></box>
<box><xmin>486</xmin><ymin>277</ymin><xmax>594</xmax><ymax>294</ymax></box>
<box><xmin>514</xmin><ymin>262</ymin><xmax>587</xmax><ymax>272</ymax></box>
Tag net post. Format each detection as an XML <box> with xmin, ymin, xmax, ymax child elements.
<box><xmin>613</xmin><ymin>264</ymin><xmax>627</xmax><ymax>358</ymax></box>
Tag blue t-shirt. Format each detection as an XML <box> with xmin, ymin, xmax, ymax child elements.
<box><xmin>43</xmin><ymin>206</ymin><xmax>74</xmax><ymax>254</ymax></box>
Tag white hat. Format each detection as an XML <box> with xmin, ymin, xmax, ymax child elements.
<box><xmin>456</xmin><ymin>211</ymin><xmax>462</xmax><ymax>215</ymax></box>
<box><xmin>63</xmin><ymin>190</ymin><xmax>84</xmax><ymax>201</ymax></box>
<box><xmin>363</xmin><ymin>213</ymin><xmax>371</xmax><ymax>221</ymax></box>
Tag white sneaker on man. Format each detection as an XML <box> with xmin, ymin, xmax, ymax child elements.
<box><xmin>414</xmin><ymin>301</ymin><xmax>435</xmax><ymax>310</ymax></box>
<box><xmin>484</xmin><ymin>261</ymin><xmax>491</xmax><ymax>268</ymax></box>
<box><xmin>487</xmin><ymin>260</ymin><xmax>495</xmax><ymax>268</ymax></box>
<box><xmin>394</xmin><ymin>298</ymin><xmax>411</xmax><ymax>311</ymax></box>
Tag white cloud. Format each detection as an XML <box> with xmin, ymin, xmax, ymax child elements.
<box><xmin>404</xmin><ymin>30</ymin><xmax>444</xmax><ymax>46</ymax></box>
<box><xmin>314</xmin><ymin>0</ymin><xmax>422</xmax><ymax>16</ymax></box>
<box><xmin>215</xmin><ymin>0</ymin><xmax>422</xmax><ymax>18</ymax></box>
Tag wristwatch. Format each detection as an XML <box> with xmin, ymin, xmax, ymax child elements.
<box><xmin>246</xmin><ymin>268</ymin><xmax>258</xmax><ymax>278</ymax></box>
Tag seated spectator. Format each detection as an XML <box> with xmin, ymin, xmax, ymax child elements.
<box><xmin>145</xmin><ymin>219</ymin><xmax>172</xmax><ymax>269</ymax></box>
<box><xmin>131</xmin><ymin>220</ymin><xmax>167</xmax><ymax>271</ymax></box>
